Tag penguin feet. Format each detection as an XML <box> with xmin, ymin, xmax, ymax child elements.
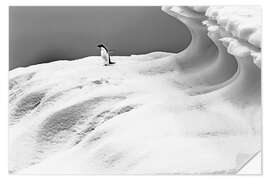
<box><xmin>104</xmin><ymin>62</ymin><xmax>115</xmax><ymax>66</ymax></box>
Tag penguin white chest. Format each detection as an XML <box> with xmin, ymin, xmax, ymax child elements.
<box><xmin>100</xmin><ymin>47</ymin><xmax>109</xmax><ymax>62</ymax></box>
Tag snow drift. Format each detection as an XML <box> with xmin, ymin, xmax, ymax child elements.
<box><xmin>9</xmin><ymin>6</ymin><xmax>261</xmax><ymax>174</ymax></box>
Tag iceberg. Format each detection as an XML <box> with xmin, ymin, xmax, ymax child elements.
<box><xmin>9</xmin><ymin>6</ymin><xmax>261</xmax><ymax>174</ymax></box>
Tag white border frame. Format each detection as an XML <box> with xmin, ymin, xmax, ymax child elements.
<box><xmin>1</xmin><ymin>0</ymin><xmax>269</xmax><ymax>179</ymax></box>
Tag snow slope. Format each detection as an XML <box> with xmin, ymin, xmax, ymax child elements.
<box><xmin>9</xmin><ymin>6</ymin><xmax>261</xmax><ymax>174</ymax></box>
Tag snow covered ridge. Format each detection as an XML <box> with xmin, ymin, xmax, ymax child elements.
<box><xmin>9</xmin><ymin>55</ymin><xmax>261</xmax><ymax>174</ymax></box>
<box><xmin>163</xmin><ymin>6</ymin><xmax>262</xmax><ymax>68</ymax></box>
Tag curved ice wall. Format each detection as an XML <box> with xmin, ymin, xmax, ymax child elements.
<box><xmin>162</xmin><ymin>6</ymin><xmax>261</xmax><ymax>106</ymax></box>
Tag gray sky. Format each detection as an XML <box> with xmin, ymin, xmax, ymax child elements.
<box><xmin>9</xmin><ymin>6</ymin><xmax>191</xmax><ymax>70</ymax></box>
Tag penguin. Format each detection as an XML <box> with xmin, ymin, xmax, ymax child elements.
<box><xmin>97</xmin><ymin>44</ymin><xmax>115</xmax><ymax>66</ymax></box>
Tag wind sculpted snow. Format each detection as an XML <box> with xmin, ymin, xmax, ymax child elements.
<box><xmin>9</xmin><ymin>6</ymin><xmax>261</xmax><ymax>174</ymax></box>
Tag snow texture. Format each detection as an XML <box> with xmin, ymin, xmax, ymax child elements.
<box><xmin>194</xmin><ymin>6</ymin><xmax>261</xmax><ymax>67</ymax></box>
<box><xmin>9</xmin><ymin>6</ymin><xmax>261</xmax><ymax>174</ymax></box>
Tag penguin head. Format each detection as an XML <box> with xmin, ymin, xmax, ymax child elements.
<box><xmin>97</xmin><ymin>44</ymin><xmax>109</xmax><ymax>52</ymax></box>
<box><xmin>97</xmin><ymin>44</ymin><xmax>105</xmax><ymax>48</ymax></box>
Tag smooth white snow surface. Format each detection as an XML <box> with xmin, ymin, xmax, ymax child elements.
<box><xmin>9</xmin><ymin>6</ymin><xmax>261</xmax><ymax>175</ymax></box>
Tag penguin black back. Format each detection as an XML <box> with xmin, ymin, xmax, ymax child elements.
<box><xmin>97</xmin><ymin>44</ymin><xmax>108</xmax><ymax>53</ymax></box>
